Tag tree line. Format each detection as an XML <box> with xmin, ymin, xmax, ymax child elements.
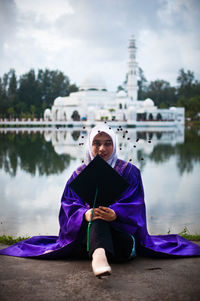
<box><xmin>118</xmin><ymin>68</ymin><xmax>200</xmax><ymax>120</ymax></box>
<box><xmin>0</xmin><ymin>131</ymin><xmax>71</xmax><ymax>176</ymax></box>
<box><xmin>0</xmin><ymin>68</ymin><xmax>78</xmax><ymax>119</ymax></box>
<box><xmin>0</xmin><ymin>67</ymin><xmax>200</xmax><ymax>119</ymax></box>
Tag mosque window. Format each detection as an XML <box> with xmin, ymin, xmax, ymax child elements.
<box><xmin>71</xmin><ymin>131</ymin><xmax>81</xmax><ymax>141</ymax></box>
<box><xmin>119</xmin><ymin>103</ymin><xmax>122</xmax><ymax>109</ymax></box>
<box><xmin>63</xmin><ymin>112</ymin><xmax>67</xmax><ymax>121</ymax></box>
<box><xmin>71</xmin><ymin>110</ymin><xmax>80</xmax><ymax>121</ymax></box>
<box><xmin>156</xmin><ymin>113</ymin><xmax>162</xmax><ymax>121</ymax></box>
<box><xmin>149</xmin><ymin>113</ymin><xmax>153</xmax><ymax>121</ymax></box>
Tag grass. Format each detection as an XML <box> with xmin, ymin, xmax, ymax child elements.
<box><xmin>0</xmin><ymin>227</ymin><xmax>200</xmax><ymax>246</ymax></box>
<box><xmin>167</xmin><ymin>227</ymin><xmax>200</xmax><ymax>241</ymax></box>
<box><xmin>178</xmin><ymin>227</ymin><xmax>200</xmax><ymax>241</ymax></box>
<box><xmin>0</xmin><ymin>235</ymin><xmax>30</xmax><ymax>245</ymax></box>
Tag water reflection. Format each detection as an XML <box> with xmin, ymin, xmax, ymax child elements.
<box><xmin>1</xmin><ymin>126</ymin><xmax>200</xmax><ymax>176</ymax></box>
<box><xmin>0</xmin><ymin>130</ymin><xmax>71</xmax><ymax>177</ymax></box>
<box><xmin>0</xmin><ymin>126</ymin><xmax>200</xmax><ymax>237</ymax></box>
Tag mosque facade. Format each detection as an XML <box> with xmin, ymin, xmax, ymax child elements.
<box><xmin>44</xmin><ymin>37</ymin><xmax>184</xmax><ymax>127</ymax></box>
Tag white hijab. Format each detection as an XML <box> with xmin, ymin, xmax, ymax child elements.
<box><xmin>84</xmin><ymin>124</ymin><xmax>118</xmax><ymax>168</ymax></box>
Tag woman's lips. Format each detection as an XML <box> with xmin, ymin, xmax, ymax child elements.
<box><xmin>99</xmin><ymin>154</ymin><xmax>107</xmax><ymax>158</ymax></box>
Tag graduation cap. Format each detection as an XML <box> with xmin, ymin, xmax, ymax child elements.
<box><xmin>69</xmin><ymin>155</ymin><xmax>130</xmax><ymax>251</ymax></box>
<box><xmin>69</xmin><ymin>155</ymin><xmax>129</xmax><ymax>208</ymax></box>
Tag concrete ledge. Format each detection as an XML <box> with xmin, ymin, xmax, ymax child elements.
<box><xmin>0</xmin><ymin>243</ymin><xmax>200</xmax><ymax>301</ymax></box>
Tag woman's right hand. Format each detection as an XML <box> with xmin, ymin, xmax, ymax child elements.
<box><xmin>84</xmin><ymin>208</ymin><xmax>100</xmax><ymax>222</ymax></box>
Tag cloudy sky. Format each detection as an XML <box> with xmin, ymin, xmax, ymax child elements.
<box><xmin>0</xmin><ymin>0</ymin><xmax>200</xmax><ymax>90</ymax></box>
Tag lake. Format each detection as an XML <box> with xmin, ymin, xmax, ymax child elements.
<box><xmin>0</xmin><ymin>125</ymin><xmax>200</xmax><ymax>238</ymax></box>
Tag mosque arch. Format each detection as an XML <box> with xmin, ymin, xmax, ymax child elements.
<box><xmin>148</xmin><ymin>113</ymin><xmax>154</xmax><ymax>121</ymax></box>
<box><xmin>55</xmin><ymin>109</ymin><xmax>59</xmax><ymax>121</ymax></box>
<box><xmin>71</xmin><ymin>131</ymin><xmax>81</xmax><ymax>141</ymax></box>
<box><xmin>137</xmin><ymin>113</ymin><xmax>147</xmax><ymax>121</ymax></box>
<box><xmin>63</xmin><ymin>111</ymin><xmax>67</xmax><ymax>121</ymax></box>
<box><xmin>157</xmin><ymin>113</ymin><xmax>162</xmax><ymax>121</ymax></box>
<box><xmin>63</xmin><ymin>131</ymin><xmax>67</xmax><ymax>141</ymax></box>
<box><xmin>71</xmin><ymin>110</ymin><xmax>80</xmax><ymax>121</ymax></box>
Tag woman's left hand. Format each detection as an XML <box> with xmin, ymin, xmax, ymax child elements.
<box><xmin>94</xmin><ymin>206</ymin><xmax>117</xmax><ymax>222</ymax></box>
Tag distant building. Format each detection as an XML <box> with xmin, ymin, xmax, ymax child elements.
<box><xmin>44</xmin><ymin>36</ymin><xmax>184</xmax><ymax>126</ymax></box>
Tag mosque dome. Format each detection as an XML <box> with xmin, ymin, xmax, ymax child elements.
<box><xmin>143</xmin><ymin>98</ymin><xmax>154</xmax><ymax>107</ymax></box>
<box><xmin>54</xmin><ymin>97</ymin><xmax>68</xmax><ymax>106</ymax></box>
<box><xmin>170</xmin><ymin>106</ymin><xmax>177</xmax><ymax>111</ymax></box>
<box><xmin>44</xmin><ymin>108</ymin><xmax>52</xmax><ymax>121</ymax></box>
<box><xmin>80</xmin><ymin>74</ymin><xmax>107</xmax><ymax>91</ymax></box>
<box><xmin>54</xmin><ymin>97</ymin><xmax>63</xmax><ymax>106</ymax></box>
<box><xmin>44</xmin><ymin>108</ymin><xmax>51</xmax><ymax>116</ymax></box>
<box><xmin>116</xmin><ymin>90</ymin><xmax>127</xmax><ymax>98</ymax></box>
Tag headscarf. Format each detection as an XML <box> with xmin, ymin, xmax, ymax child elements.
<box><xmin>84</xmin><ymin>124</ymin><xmax>118</xmax><ymax>168</ymax></box>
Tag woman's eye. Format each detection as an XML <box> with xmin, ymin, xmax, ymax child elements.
<box><xmin>93</xmin><ymin>141</ymin><xmax>112</xmax><ymax>147</ymax></box>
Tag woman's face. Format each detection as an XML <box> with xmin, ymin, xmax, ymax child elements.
<box><xmin>92</xmin><ymin>132</ymin><xmax>114</xmax><ymax>161</ymax></box>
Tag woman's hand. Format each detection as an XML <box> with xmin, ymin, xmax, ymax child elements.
<box><xmin>84</xmin><ymin>207</ymin><xmax>117</xmax><ymax>222</ymax></box>
<box><xmin>84</xmin><ymin>208</ymin><xmax>101</xmax><ymax>222</ymax></box>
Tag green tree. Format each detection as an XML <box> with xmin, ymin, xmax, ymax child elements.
<box><xmin>30</xmin><ymin>105</ymin><xmax>36</xmax><ymax>118</ymax></box>
<box><xmin>0</xmin><ymin>78</ymin><xmax>7</xmax><ymax>117</ymax></box>
<box><xmin>69</xmin><ymin>83</ymin><xmax>78</xmax><ymax>94</ymax></box>
<box><xmin>177</xmin><ymin>68</ymin><xmax>195</xmax><ymax>99</ymax></box>
<box><xmin>137</xmin><ymin>67</ymin><xmax>147</xmax><ymax>99</ymax></box>
<box><xmin>187</xmin><ymin>96</ymin><xmax>200</xmax><ymax>119</ymax></box>
<box><xmin>8</xmin><ymin>70</ymin><xmax>18</xmax><ymax>117</ymax></box>
<box><xmin>146</xmin><ymin>80</ymin><xmax>177</xmax><ymax>108</ymax></box>
<box><xmin>7</xmin><ymin>107</ymin><xmax>15</xmax><ymax>118</ymax></box>
<box><xmin>37</xmin><ymin>69</ymin><xmax>70</xmax><ymax>106</ymax></box>
<box><xmin>176</xmin><ymin>69</ymin><xmax>200</xmax><ymax>119</ymax></box>
<box><xmin>18</xmin><ymin>69</ymin><xmax>40</xmax><ymax>115</ymax></box>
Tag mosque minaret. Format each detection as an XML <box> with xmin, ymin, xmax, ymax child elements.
<box><xmin>127</xmin><ymin>35</ymin><xmax>138</xmax><ymax>101</ymax></box>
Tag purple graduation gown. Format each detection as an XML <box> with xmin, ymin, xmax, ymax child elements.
<box><xmin>0</xmin><ymin>159</ymin><xmax>200</xmax><ymax>258</ymax></box>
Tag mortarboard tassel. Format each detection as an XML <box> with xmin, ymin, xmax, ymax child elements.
<box><xmin>87</xmin><ymin>187</ymin><xmax>99</xmax><ymax>252</ymax></box>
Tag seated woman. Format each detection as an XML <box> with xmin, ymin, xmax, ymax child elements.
<box><xmin>0</xmin><ymin>124</ymin><xmax>200</xmax><ymax>278</ymax></box>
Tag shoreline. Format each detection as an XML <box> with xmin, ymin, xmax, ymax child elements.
<box><xmin>0</xmin><ymin>119</ymin><xmax>185</xmax><ymax>128</ymax></box>
<box><xmin>1</xmin><ymin>234</ymin><xmax>200</xmax><ymax>245</ymax></box>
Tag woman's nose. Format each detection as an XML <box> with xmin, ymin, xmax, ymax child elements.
<box><xmin>99</xmin><ymin>144</ymin><xmax>105</xmax><ymax>151</ymax></box>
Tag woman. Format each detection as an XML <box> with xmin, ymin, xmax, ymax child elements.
<box><xmin>0</xmin><ymin>124</ymin><xmax>200</xmax><ymax>278</ymax></box>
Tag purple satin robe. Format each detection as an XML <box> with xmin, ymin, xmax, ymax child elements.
<box><xmin>0</xmin><ymin>159</ymin><xmax>200</xmax><ymax>258</ymax></box>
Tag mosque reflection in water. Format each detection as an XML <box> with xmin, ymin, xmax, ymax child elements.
<box><xmin>44</xmin><ymin>127</ymin><xmax>184</xmax><ymax>159</ymax></box>
<box><xmin>1</xmin><ymin>126</ymin><xmax>200</xmax><ymax>177</ymax></box>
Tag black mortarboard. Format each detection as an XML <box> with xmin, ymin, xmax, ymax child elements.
<box><xmin>69</xmin><ymin>155</ymin><xmax>129</xmax><ymax>208</ymax></box>
<box><xmin>69</xmin><ymin>155</ymin><xmax>130</xmax><ymax>252</ymax></box>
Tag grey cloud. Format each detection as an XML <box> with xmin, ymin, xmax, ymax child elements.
<box><xmin>0</xmin><ymin>0</ymin><xmax>18</xmax><ymax>57</ymax></box>
<box><xmin>0</xmin><ymin>0</ymin><xmax>199</xmax><ymax>87</ymax></box>
<box><xmin>56</xmin><ymin>0</ymin><xmax>161</xmax><ymax>48</ymax></box>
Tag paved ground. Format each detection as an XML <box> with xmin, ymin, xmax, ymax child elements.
<box><xmin>0</xmin><ymin>243</ymin><xmax>200</xmax><ymax>301</ymax></box>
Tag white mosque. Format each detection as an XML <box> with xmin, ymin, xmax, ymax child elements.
<box><xmin>44</xmin><ymin>36</ymin><xmax>184</xmax><ymax>127</ymax></box>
